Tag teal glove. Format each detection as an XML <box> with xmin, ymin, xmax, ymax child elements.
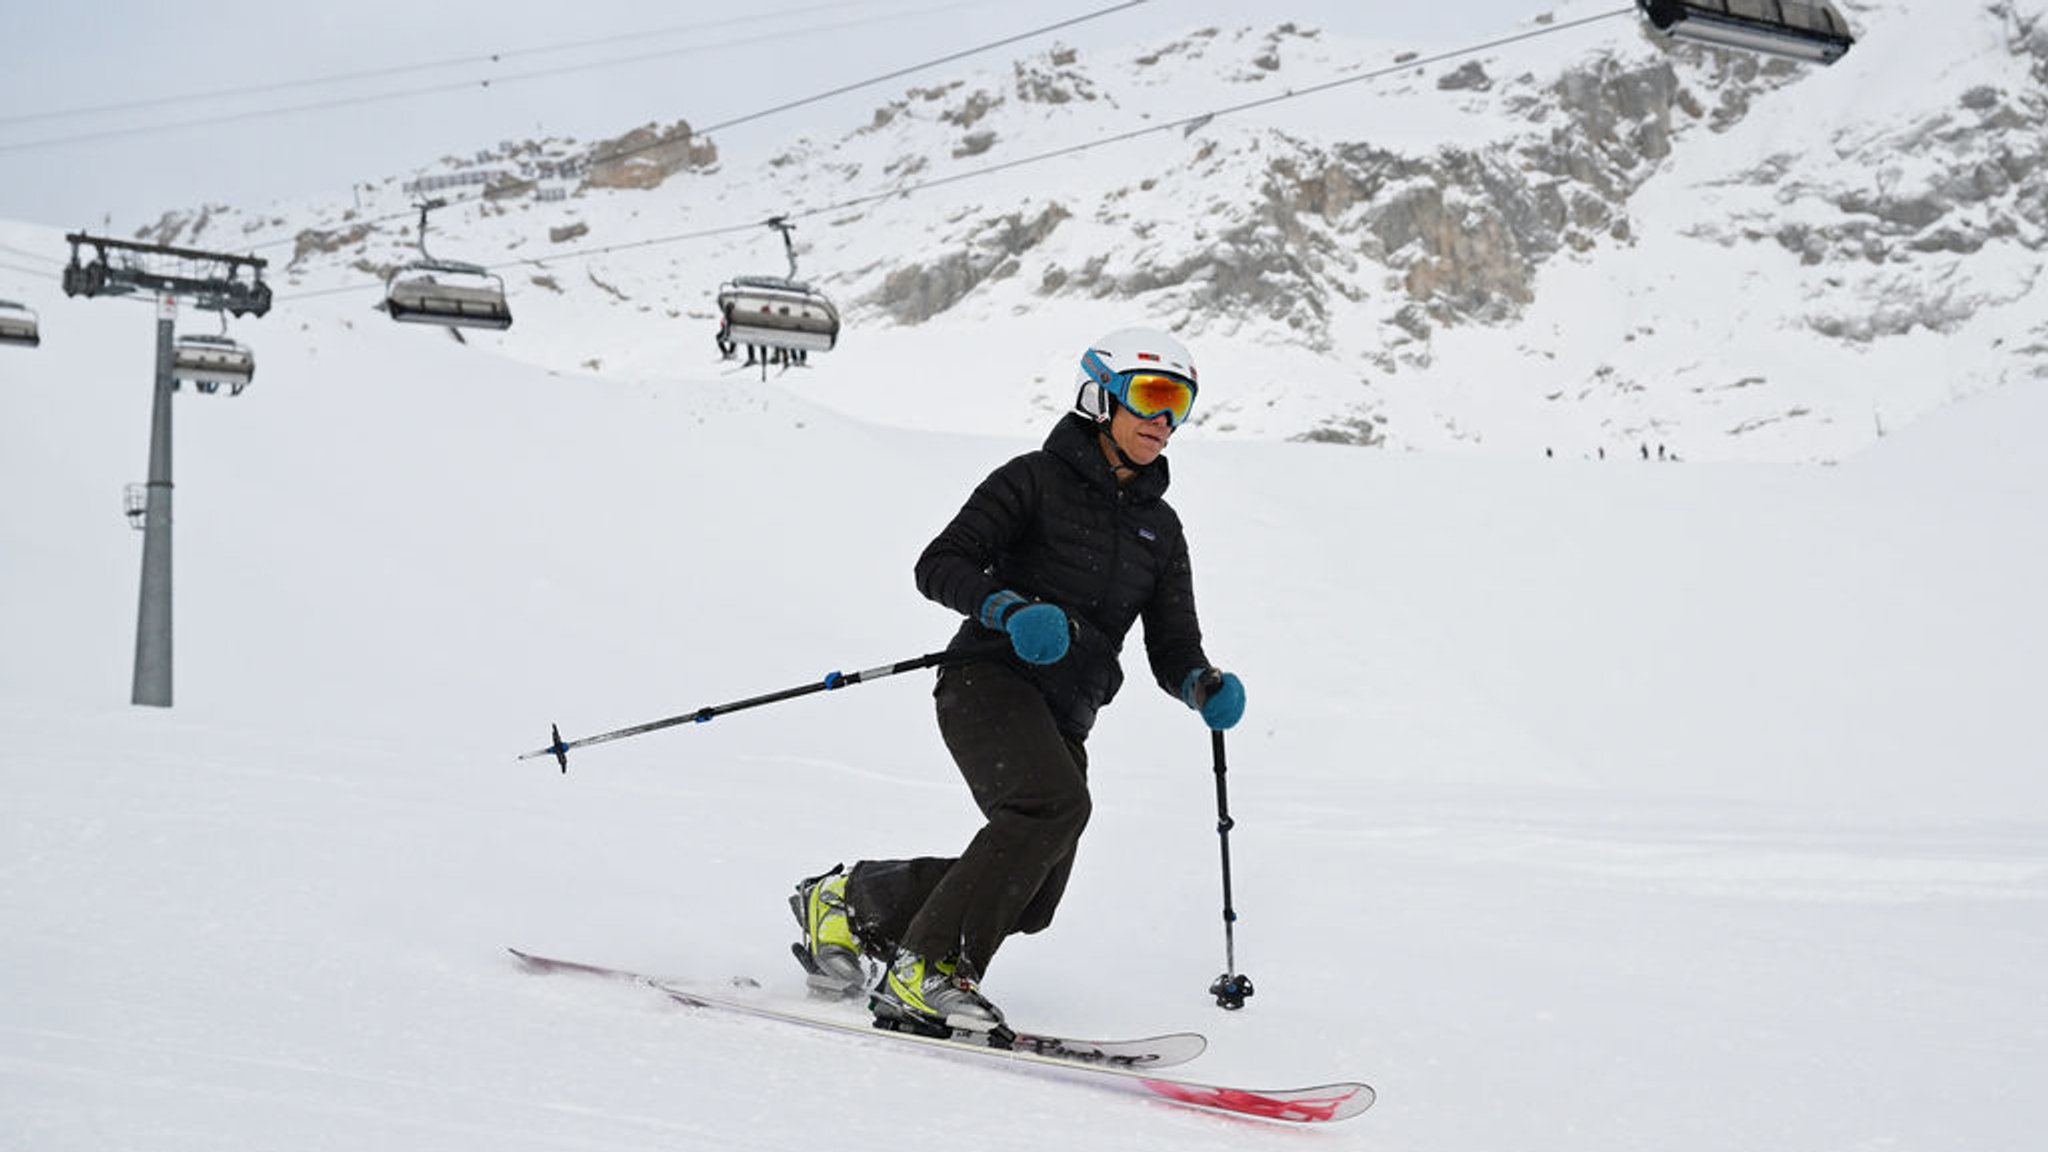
<box><xmin>980</xmin><ymin>590</ymin><xmax>1070</xmax><ymax>665</ymax></box>
<box><xmin>1180</xmin><ymin>668</ymin><xmax>1246</xmax><ymax>730</ymax></box>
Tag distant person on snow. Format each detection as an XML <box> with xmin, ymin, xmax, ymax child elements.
<box><xmin>789</xmin><ymin>326</ymin><xmax>1246</xmax><ymax>1037</ymax></box>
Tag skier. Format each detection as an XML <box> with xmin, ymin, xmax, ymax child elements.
<box><xmin>790</xmin><ymin>326</ymin><xmax>1246</xmax><ymax>1035</ymax></box>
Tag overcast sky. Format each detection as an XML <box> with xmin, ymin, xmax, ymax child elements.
<box><xmin>0</xmin><ymin>1</ymin><xmax>1576</xmax><ymax>232</ymax></box>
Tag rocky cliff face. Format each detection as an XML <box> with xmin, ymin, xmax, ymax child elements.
<box><xmin>187</xmin><ymin>1</ymin><xmax>2039</xmax><ymax>461</ymax></box>
<box><xmin>837</xmin><ymin>5</ymin><xmax>2043</xmax><ymax>387</ymax></box>
<box><xmin>586</xmin><ymin>120</ymin><xmax>719</xmax><ymax>190</ymax></box>
<box><xmin>872</xmin><ymin>203</ymin><xmax>1071</xmax><ymax>324</ymax></box>
<box><xmin>837</xmin><ymin>29</ymin><xmax>1761</xmax><ymax>353</ymax></box>
<box><xmin>1757</xmin><ymin>6</ymin><xmax>2048</xmax><ymax>346</ymax></box>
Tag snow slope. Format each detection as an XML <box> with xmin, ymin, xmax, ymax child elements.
<box><xmin>4</xmin><ymin>2</ymin><xmax>2047</xmax><ymax>1145</ymax></box>
<box><xmin>3</xmin><ymin>225</ymin><xmax>2046</xmax><ymax>1147</ymax></box>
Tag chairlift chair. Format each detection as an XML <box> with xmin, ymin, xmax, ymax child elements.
<box><xmin>715</xmin><ymin>216</ymin><xmax>840</xmax><ymax>362</ymax></box>
<box><xmin>717</xmin><ymin>275</ymin><xmax>841</xmax><ymax>353</ymax></box>
<box><xmin>173</xmin><ymin>333</ymin><xmax>255</xmax><ymax>395</ymax></box>
<box><xmin>1637</xmin><ymin>0</ymin><xmax>1855</xmax><ymax>65</ymax></box>
<box><xmin>0</xmin><ymin>299</ymin><xmax>41</xmax><ymax>348</ymax></box>
<box><xmin>385</xmin><ymin>261</ymin><xmax>514</xmax><ymax>330</ymax></box>
<box><xmin>383</xmin><ymin>199</ymin><xmax>513</xmax><ymax>331</ymax></box>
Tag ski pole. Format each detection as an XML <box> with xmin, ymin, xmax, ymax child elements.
<box><xmin>519</xmin><ymin>643</ymin><xmax>1002</xmax><ymax>772</ymax></box>
<box><xmin>1206</xmin><ymin>723</ymin><xmax>1255</xmax><ymax>1010</ymax></box>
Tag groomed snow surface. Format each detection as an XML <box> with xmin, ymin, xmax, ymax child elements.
<box><xmin>3</xmin><ymin>253</ymin><xmax>2044</xmax><ymax>1149</ymax></box>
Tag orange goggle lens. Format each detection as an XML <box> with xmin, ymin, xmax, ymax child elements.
<box><xmin>1120</xmin><ymin>372</ymin><xmax>1196</xmax><ymax>427</ymax></box>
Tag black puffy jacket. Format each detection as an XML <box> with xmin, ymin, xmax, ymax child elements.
<box><xmin>916</xmin><ymin>413</ymin><xmax>1211</xmax><ymax>738</ymax></box>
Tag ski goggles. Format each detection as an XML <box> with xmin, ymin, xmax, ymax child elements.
<box><xmin>1084</xmin><ymin>352</ymin><xmax>1198</xmax><ymax>427</ymax></box>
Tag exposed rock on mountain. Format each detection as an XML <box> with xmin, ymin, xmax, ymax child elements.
<box><xmin>587</xmin><ymin>120</ymin><xmax>718</xmax><ymax>190</ymax></box>
<box><xmin>869</xmin><ymin>203</ymin><xmax>1070</xmax><ymax>323</ymax></box>
<box><xmin>155</xmin><ymin>0</ymin><xmax>2043</xmax><ymax>461</ymax></box>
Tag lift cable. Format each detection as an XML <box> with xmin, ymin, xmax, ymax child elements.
<box><xmin>1</xmin><ymin>259</ymin><xmax>56</xmax><ymax>281</ymax></box>
<box><xmin>0</xmin><ymin>1</ymin><xmax>931</xmax><ymax>129</ymax></box>
<box><xmin>0</xmin><ymin>241</ymin><xmax>65</xmax><ymax>268</ymax></box>
<box><xmin>276</xmin><ymin>4</ymin><xmax>1632</xmax><ymax>303</ymax></box>
<box><xmin>0</xmin><ymin>0</ymin><xmax>1008</xmax><ymax>157</ymax></box>
<box><xmin>689</xmin><ymin>0</ymin><xmax>1150</xmax><ymax>141</ymax></box>
<box><xmin>219</xmin><ymin>0</ymin><xmax>1151</xmax><ymax>256</ymax></box>
<box><xmin>785</xmin><ymin>6</ymin><xmax>1636</xmax><ymax>222</ymax></box>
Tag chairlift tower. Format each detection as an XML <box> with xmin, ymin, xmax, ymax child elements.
<box><xmin>62</xmin><ymin>233</ymin><xmax>270</xmax><ymax>708</ymax></box>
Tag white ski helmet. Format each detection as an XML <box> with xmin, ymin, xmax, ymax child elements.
<box><xmin>1074</xmin><ymin>326</ymin><xmax>1199</xmax><ymax>426</ymax></box>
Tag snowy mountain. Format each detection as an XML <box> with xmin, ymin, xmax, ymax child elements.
<box><xmin>89</xmin><ymin>0</ymin><xmax>2048</xmax><ymax>463</ymax></box>
<box><xmin>2</xmin><ymin>4</ymin><xmax>2046</xmax><ymax>1149</ymax></box>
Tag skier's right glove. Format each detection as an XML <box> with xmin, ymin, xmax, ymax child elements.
<box><xmin>1181</xmin><ymin>667</ymin><xmax>1246</xmax><ymax>730</ymax></box>
<box><xmin>980</xmin><ymin>590</ymin><xmax>1070</xmax><ymax>665</ymax></box>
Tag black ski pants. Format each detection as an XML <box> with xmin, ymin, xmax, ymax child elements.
<box><xmin>845</xmin><ymin>659</ymin><xmax>1091</xmax><ymax>977</ymax></box>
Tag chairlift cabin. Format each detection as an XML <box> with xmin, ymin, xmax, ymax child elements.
<box><xmin>385</xmin><ymin>261</ymin><xmax>514</xmax><ymax>330</ymax></box>
<box><xmin>717</xmin><ymin>275</ymin><xmax>840</xmax><ymax>353</ymax></box>
<box><xmin>714</xmin><ymin>216</ymin><xmax>840</xmax><ymax>365</ymax></box>
<box><xmin>383</xmin><ymin>198</ymin><xmax>513</xmax><ymax>331</ymax></box>
<box><xmin>0</xmin><ymin>299</ymin><xmax>39</xmax><ymax>348</ymax></box>
<box><xmin>173</xmin><ymin>333</ymin><xmax>255</xmax><ymax>395</ymax></box>
<box><xmin>1637</xmin><ymin>0</ymin><xmax>1855</xmax><ymax>65</ymax></box>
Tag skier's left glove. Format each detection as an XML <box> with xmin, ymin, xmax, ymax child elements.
<box><xmin>981</xmin><ymin>590</ymin><xmax>1071</xmax><ymax>665</ymax></box>
<box><xmin>1181</xmin><ymin>668</ymin><xmax>1246</xmax><ymax>730</ymax></box>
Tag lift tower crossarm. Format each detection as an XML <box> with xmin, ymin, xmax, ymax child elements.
<box><xmin>62</xmin><ymin>232</ymin><xmax>272</xmax><ymax>317</ymax></box>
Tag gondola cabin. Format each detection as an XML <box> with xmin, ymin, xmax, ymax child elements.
<box><xmin>1637</xmin><ymin>0</ymin><xmax>1855</xmax><ymax>65</ymax></box>
<box><xmin>173</xmin><ymin>333</ymin><xmax>255</xmax><ymax>395</ymax></box>
<box><xmin>384</xmin><ymin>261</ymin><xmax>514</xmax><ymax>331</ymax></box>
<box><xmin>717</xmin><ymin>276</ymin><xmax>840</xmax><ymax>354</ymax></box>
<box><xmin>0</xmin><ymin>299</ymin><xmax>39</xmax><ymax>348</ymax></box>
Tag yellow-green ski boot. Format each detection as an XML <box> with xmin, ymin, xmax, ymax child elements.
<box><xmin>870</xmin><ymin>949</ymin><xmax>1004</xmax><ymax>1036</ymax></box>
<box><xmin>788</xmin><ymin>865</ymin><xmax>866</xmax><ymax>997</ymax></box>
